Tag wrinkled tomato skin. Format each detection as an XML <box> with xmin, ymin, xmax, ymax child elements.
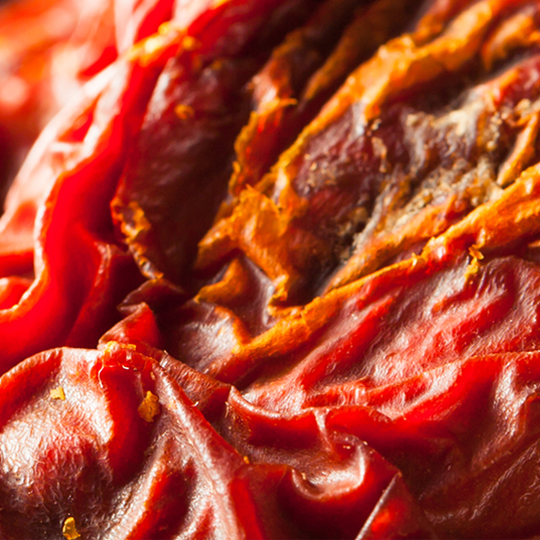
<box><xmin>5</xmin><ymin>1</ymin><xmax>540</xmax><ymax>539</ymax></box>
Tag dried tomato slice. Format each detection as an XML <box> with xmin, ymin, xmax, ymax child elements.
<box><xmin>3</xmin><ymin>0</ymin><xmax>540</xmax><ymax>538</ymax></box>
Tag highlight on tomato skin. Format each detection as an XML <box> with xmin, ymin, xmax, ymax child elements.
<box><xmin>3</xmin><ymin>0</ymin><xmax>540</xmax><ymax>539</ymax></box>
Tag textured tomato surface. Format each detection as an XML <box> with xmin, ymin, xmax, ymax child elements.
<box><xmin>3</xmin><ymin>0</ymin><xmax>540</xmax><ymax>539</ymax></box>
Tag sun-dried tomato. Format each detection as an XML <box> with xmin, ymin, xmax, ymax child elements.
<box><xmin>3</xmin><ymin>1</ymin><xmax>540</xmax><ymax>539</ymax></box>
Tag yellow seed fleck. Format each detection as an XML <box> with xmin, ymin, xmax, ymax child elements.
<box><xmin>158</xmin><ymin>22</ymin><xmax>171</xmax><ymax>35</ymax></box>
<box><xmin>128</xmin><ymin>201</ymin><xmax>152</xmax><ymax>235</ymax></box>
<box><xmin>62</xmin><ymin>517</ymin><xmax>81</xmax><ymax>539</ymax></box>
<box><xmin>102</xmin><ymin>341</ymin><xmax>136</xmax><ymax>353</ymax></box>
<box><xmin>213</xmin><ymin>0</ymin><xmax>232</xmax><ymax>8</ymax></box>
<box><xmin>468</xmin><ymin>244</ymin><xmax>484</xmax><ymax>260</ymax></box>
<box><xmin>143</xmin><ymin>35</ymin><xmax>164</xmax><ymax>56</ymax></box>
<box><xmin>138</xmin><ymin>391</ymin><xmax>161</xmax><ymax>422</ymax></box>
<box><xmin>103</xmin><ymin>341</ymin><xmax>116</xmax><ymax>353</ymax></box>
<box><xmin>464</xmin><ymin>257</ymin><xmax>481</xmax><ymax>282</ymax></box>
<box><xmin>174</xmin><ymin>104</ymin><xmax>194</xmax><ymax>120</ymax></box>
<box><xmin>182</xmin><ymin>35</ymin><xmax>200</xmax><ymax>51</ymax></box>
<box><xmin>50</xmin><ymin>387</ymin><xmax>66</xmax><ymax>401</ymax></box>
